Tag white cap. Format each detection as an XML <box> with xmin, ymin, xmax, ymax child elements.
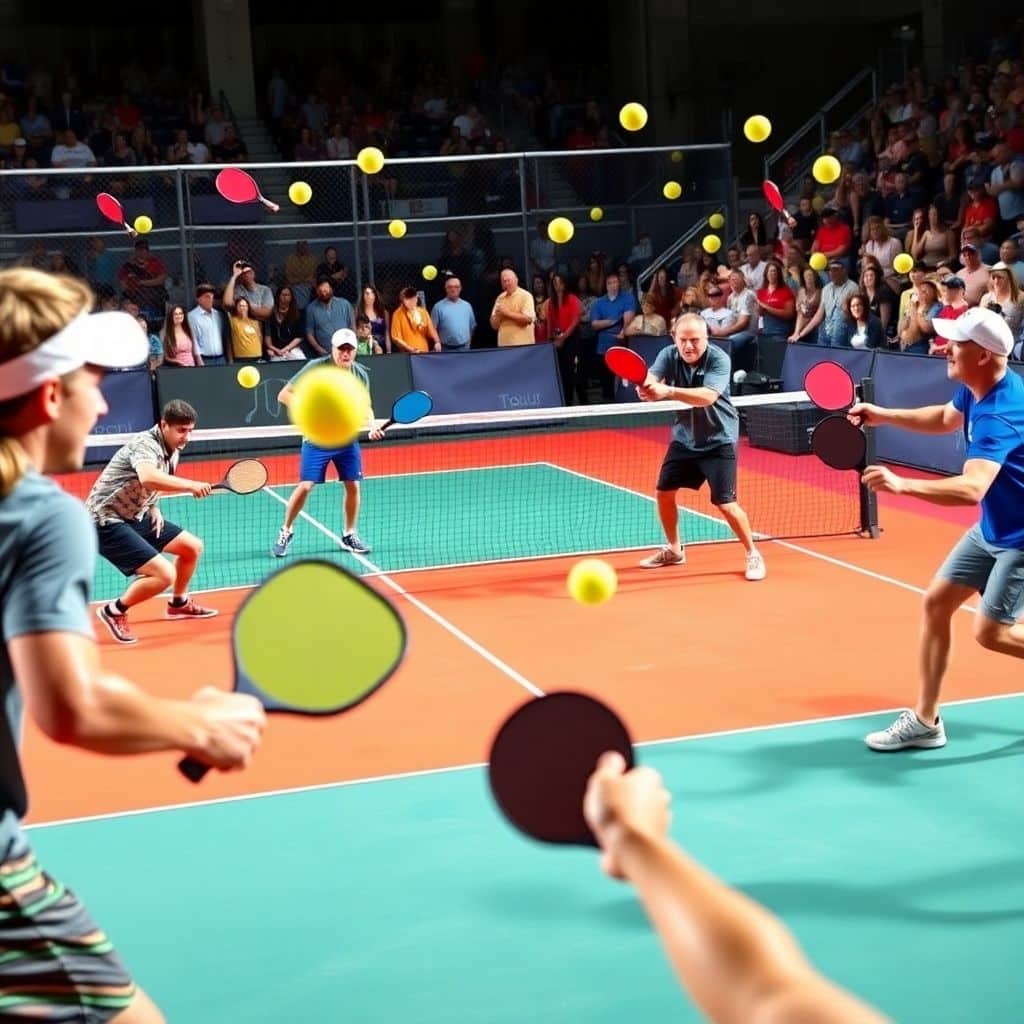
<box><xmin>932</xmin><ymin>307</ymin><xmax>1015</xmax><ymax>357</ymax></box>
<box><xmin>331</xmin><ymin>328</ymin><xmax>358</xmax><ymax>349</ymax></box>
<box><xmin>0</xmin><ymin>311</ymin><xmax>149</xmax><ymax>402</ymax></box>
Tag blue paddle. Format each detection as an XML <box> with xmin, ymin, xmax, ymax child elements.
<box><xmin>379</xmin><ymin>390</ymin><xmax>433</xmax><ymax>433</ymax></box>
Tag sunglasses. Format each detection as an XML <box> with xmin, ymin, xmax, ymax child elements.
<box><xmin>707</xmin><ymin>291</ymin><xmax>723</xmax><ymax>297</ymax></box>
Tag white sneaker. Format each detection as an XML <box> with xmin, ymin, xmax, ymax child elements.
<box><xmin>639</xmin><ymin>546</ymin><xmax>685</xmax><ymax>569</ymax></box>
<box><xmin>865</xmin><ymin>709</ymin><xmax>947</xmax><ymax>751</ymax></box>
<box><xmin>745</xmin><ymin>550</ymin><xmax>766</xmax><ymax>581</ymax></box>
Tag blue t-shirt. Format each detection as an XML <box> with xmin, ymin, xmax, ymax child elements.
<box><xmin>649</xmin><ymin>343</ymin><xmax>738</xmax><ymax>451</ymax></box>
<box><xmin>430</xmin><ymin>298</ymin><xmax>477</xmax><ymax>349</ymax></box>
<box><xmin>1</xmin><ymin>473</ymin><xmax>96</xmax><ymax>848</ymax></box>
<box><xmin>953</xmin><ymin>372</ymin><xmax>1024</xmax><ymax>548</ymax></box>
<box><xmin>590</xmin><ymin>293</ymin><xmax>638</xmax><ymax>355</ymax></box>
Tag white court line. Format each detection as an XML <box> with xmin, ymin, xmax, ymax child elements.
<box><xmin>261</xmin><ymin>488</ymin><xmax>545</xmax><ymax>699</ymax></box>
<box><xmin>26</xmin><ymin>690</ymin><xmax>1024</xmax><ymax>832</ymax></box>
<box><xmin>542</xmin><ymin>461</ymin><xmax>981</xmax><ymax>614</ymax></box>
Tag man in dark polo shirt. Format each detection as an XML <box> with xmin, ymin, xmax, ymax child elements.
<box><xmin>635</xmin><ymin>313</ymin><xmax>766</xmax><ymax>581</ymax></box>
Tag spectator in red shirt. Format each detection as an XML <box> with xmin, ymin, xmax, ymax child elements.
<box><xmin>810</xmin><ymin>206</ymin><xmax>853</xmax><ymax>272</ymax></box>
<box><xmin>962</xmin><ymin>179</ymin><xmax>999</xmax><ymax>259</ymax></box>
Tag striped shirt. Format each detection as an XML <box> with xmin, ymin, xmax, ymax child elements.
<box><xmin>85</xmin><ymin>426</ymin><xmax>178</xmax><ymax>525</ymax></box>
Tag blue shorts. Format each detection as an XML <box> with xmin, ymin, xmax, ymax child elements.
<box><xmin>96</xmin><ymin>514</ymin><xmax>183</xmax><ymax>577</ymax></box>
<box><xmin>299</xmin><ymin>439</ymin><xmax>363</xmax><ymax>484</ymax></box>
<box><xmin>937</xmin><ymin>523</ymin><xmax>1024</xmax><ymax>623</ymax></box>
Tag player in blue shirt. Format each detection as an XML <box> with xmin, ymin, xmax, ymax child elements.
<box><xmin>850</xmin><ymin>308</ymin><xmax>1023</xmax><ymax>750</ymax></box>
<box><xmin>635</xmin><ymin>313</ymin><xmax>767</xmax><ymax>581</ymax></box>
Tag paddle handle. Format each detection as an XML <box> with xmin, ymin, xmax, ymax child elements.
<box><xmin>258</xmin><ymin>195</ymin><xmax>280</xmax><ymax>213</ymax></box>
<box><xmin>178</xmin><ymin>755</ymin><xmax>212</xmax><ymax>783</ymax></box>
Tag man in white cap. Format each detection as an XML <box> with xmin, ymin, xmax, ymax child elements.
<box><xmin>847</xmin><ymin>308</ymin><xmax>1023</xmax><ymax>750</ymax></box>
<box><xmin>272</xmin><ymin>328</ymin><xmax>384</xmax><ymax>558</ymax></box>
<box><xmin>0</xmin><ymin>268</ymin><xmax>264</xmax><ymax>1021</ymax></box>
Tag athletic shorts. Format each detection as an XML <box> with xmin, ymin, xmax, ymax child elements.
<box><xmin>0</xmin><ymin>836</ymin><xmax>136</xmax><ymax>1021</ymax></box>
<box><xmin>96</xmin><ymin>515</ymin><xmax>183</xmax><ymax>577</ymax></box>
<box><xmin>937</xmin><ymin>523</ymin><xmax>1024</xmax><ymax>624</ymax></box>
<box><xmin>655</xmin><ymin>442</ymin><xmax>737</xmax><ymax>505</ymax></box>
<box><xmin>299</xmin><ymin>439</ymin><xmax>363</xmax><ymax>484</ymax></box>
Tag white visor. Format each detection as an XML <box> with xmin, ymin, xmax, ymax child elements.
<box><xmin>0</xmin><ymin>311</ymin><xmax>149</xmax><ymax>402</ymax></box>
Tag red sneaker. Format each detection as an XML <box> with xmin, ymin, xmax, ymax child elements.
<box><xmin>96</xmin><ymin>604</ymin><xmax>138</xmax><ymax>644</ymax></box>
<box><xmin>165</xmin><ymin>598</ymin><xmax>219</xmax><ymax>621</ymax></box>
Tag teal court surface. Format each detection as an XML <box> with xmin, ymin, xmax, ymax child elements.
<box><xmin>28</xmin><ymin>696</ymin><xmax>1024</xmax><ymax>1023</ymax></box>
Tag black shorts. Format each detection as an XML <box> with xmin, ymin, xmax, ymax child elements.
<box><xmin>656</xmin><ymin>442</ymin><xmax>737</xmax><ymax>505</ymax></box>
<box><xmin>97</xmin><ymin>514</ymin><xmax>183</xmax><ymax>577</ymax></box>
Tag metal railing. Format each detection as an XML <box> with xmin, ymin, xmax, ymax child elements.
<box><xmin>0</xmin><ymin>143</ymin><xmax>733</xmax><ymax>318</ymax></box>
<box><xmin>762</xmin><ymin>67</ymin><xmax>877</xmax><ymax>197</ymax></box>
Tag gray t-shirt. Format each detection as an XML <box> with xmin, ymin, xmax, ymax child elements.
<box><xmin>1</xmin><ymin>473</ymin><xmax>96</xmax><ymax>849</ymax></box>
<box><xmin>85</xmin><ymin>425</ymin><xmax>178</xmax><ymax>525</ymax></box>
<box><xmin>649</xmin><ymin>342</ymin><xmax>738</xmax><ymax>450</ymax></box>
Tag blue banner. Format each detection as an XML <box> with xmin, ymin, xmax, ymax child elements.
<box><xmin>872</xmin><ymin>351</ymin><xmax>963</xmax><ymax>474</ymax></box>
<box><xmin>90</xmin><ymin>370</ymin><xmax>156</xmax><ymax>436</ymax></box>
<box><xmin>780</xmin><ymin>342</ymin><xmax>875</xmax><ymax>392</ymax></box>
<box><xmin>410</xmin><ymin>346</ymin><xmax>562</xmax><ymax>414</ymax></box>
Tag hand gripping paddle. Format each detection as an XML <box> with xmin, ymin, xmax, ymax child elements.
<box><xmin>488</xmin><ymin>691</ymin><xmax>635</xmax><ymax>846</ymax></box>
<box><xmin>178</xmin><ymin>560</ymin><xmax>406</xmax><ymax>782</ymax></box>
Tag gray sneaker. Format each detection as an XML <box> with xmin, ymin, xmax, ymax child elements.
<box><xmin>272</xmin><ymin>528</ymin><xmax>293</xmax><ymax>558</ymax></box>
<box><xmin>639</xmin><ymin>546</ymin><xmax>685</xmax><ymax>569</ymax></box>
<box><xmin>865</xmin><ymin>709</ymin><xmax>947</xmax><ymax>751</ymax></box>
<box><xmin>340</xmin><ymin>532</ymin><xmax>371</xmax><ymax>555</ymax></box>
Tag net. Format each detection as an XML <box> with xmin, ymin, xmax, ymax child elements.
<box><xmin>59</xmin><ymin>393</ymin><xmax>872</xmax><ymax>603</ymax></box>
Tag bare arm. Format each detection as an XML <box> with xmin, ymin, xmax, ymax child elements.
<box><xmin>848</xmin><ymin>400</ymin><xmax>962</xmax><ymax>434</ymax></box>
<box><xmin>585</xmin><ymin>755</ymin><xmax>889</xmax><ymax>1024</ymax></box>
<box><xmin>863</xmin><ymin>457</ymin><xmax>1001</xmax><ymax>506</ymax></box>
<box><xmin>11</xmin><ymin>632</ymin><xmax>264</xmax><ymax>767</ymax></box>
<box><xmin>136</xmin><ymin>462</ymin><xmax>212</xmax><ymax>496</ymax></box>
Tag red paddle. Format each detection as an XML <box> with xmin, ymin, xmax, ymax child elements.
<box><xmin>488</xmin><ymin>691</ymin><xmax>635</xmax><ymax>846</ymax></box>
<box><xmin>96</xmin><ymin>193</ymin><xmax>137</xmax><ymax>238</ymax></box>
<box><xmin>604</xmin><ymin>346</ymin><xmax>649</xmax><ymax>385</ymax></box>
<box><xmin>762</xmin><ymin>179</ymin><xmax>790</xmax><ymax>220</ymax></box>
<box><xmin>215</xmin><ymin>167</ymin><xmax>280</xmax><ymax>213</ymax></box>
<box><xmin>804</xmin><ymin>361</ymin><xmax>856</xmax><ymax>411</ymax></box>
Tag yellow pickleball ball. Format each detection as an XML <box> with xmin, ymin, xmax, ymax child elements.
<box><xmin>356</xmin><ymin>146</ymin><xmax>385</xmax><ymax>175</ymax></box>
<box><xmin>809</xmin><ymin>252</ymin><xmax>828</xmax><ymax>272</ymax></box>
<box><xmin>388</xmin><ymin>219</ymin><xmax>407</xmax><ymax>238</ymax></box>
<box><xmin>708</xmin><ymin>212</ymin><xmax>725</xmax><ymax>230</ymax></box>
<box><xmin>288</xmin><ymin>181</ymin><xmax>312</xmax><ymax>205</ymax></box>
<box><xmin>812</xmin><ymin>155</ymin><xmax>841</xmax><ymax>184</ymax></box>
<box><xmin>422</xmin><ymin>264</ymin><xmax>438</xmax><ymax>281</ymax></box>
<box><xmin>590</xmin><ymin>207</ymin><xmax>604</xmax><ymax>222</ymax></box>
<box><xmin>670</xmin><ymin>150</ymin><xmax>683</xmax><ymax>163</ymax></box>
<box><xmin>893</xmin><ymin>252</ymin><xmax>914</xmax><ymax>275</ymax></box>
<box><xmin>743</xmin><ymin>115</ymin><xmax>772</xmax><ymax>143</ymax></box>
<box><xmin>236</xmin><ymin>365</ymin><xmax>260</xmax><ymax>389</ymax></box>
<box><xmin>567</xmin><ymin>559</ymin><xmax>618</xmax><ymax>606</ymax></box>
<box><xmin>133</xmin><ymin>215</ymin><xmax>152</xmax><ymax>234</ymax></box>
<box><xmin>619</xmin><ymin>102</ymin><xmax>648</xmax><ymax>132</ymax></box>
<box><xmin>547</xmin><ymin>217</ymin><xmax>574</xmax><ymax>244</ymax></box>
<box><xmin>289</xmin><ymin>366</ymin><xmax>370</xmax><ymax>449</ymax></box>
<box><xmin>663</xmin><ymin>180</ymin><xmax>682</xmax><ymax>200</ymax></box>
<box><xmin>702</xmin><ymin>234</ymin><xmax>721</xmax><ymax>254</ymax></box>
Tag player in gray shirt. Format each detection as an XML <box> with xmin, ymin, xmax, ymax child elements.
<box><xmin>636</xmin><ymin>313</ymin><xmax>766</xmax><ymax>581</ymax></box>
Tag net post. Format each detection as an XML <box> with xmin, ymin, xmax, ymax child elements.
<box><xmin>857</xmin><ymin>376</ymin><xmax>880</xmax><ymax>539</ymax></box>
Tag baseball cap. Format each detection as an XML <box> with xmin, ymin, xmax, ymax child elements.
<box><xmin>942</xmin><ymin>275</ymin><xmax>966</xmax><ymax>289</ymax></box>
<box><xmin>960</xmin><ymin>242</ymin><xmax>978</xmax><ymax>253</ymax></box>
<box><xmin>932</xmin><ymin>306</ymin><xmax>1015</xmax><ymax>356</ymax></box>
<box><xmin>827</xmin><ymin>259</ymin><xmax>845</xmax><ymax>269</ymax></box>
<box><xmin>13</xmin><ymin>137</ymin><xmax>26</xmax><ymax>147</ymax></box>
<box><xmin>0</xmin><ymin>311</ymin><xmax>149</xmax><ymax>402</ymax></box>
<box><xmin>331</xmin><ymin>328</ymin><xmax>358</xmax><ymax>349</ymax></box>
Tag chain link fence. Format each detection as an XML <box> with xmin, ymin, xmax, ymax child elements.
<box><xmin>0</xmin><ymin>144</ymin><xmax>733</xmax><ymax>337</ymax></box>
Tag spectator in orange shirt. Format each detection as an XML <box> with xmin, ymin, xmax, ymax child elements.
<box><xmin>391</xmin><ymin>287</ymin><xmax>440</xmax><ymax>353</ymax></box>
